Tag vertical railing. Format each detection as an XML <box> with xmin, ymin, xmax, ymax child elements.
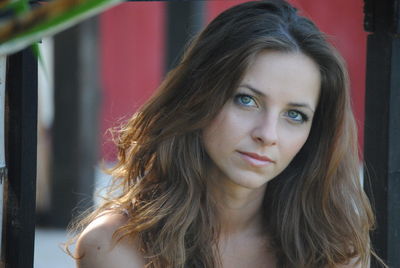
<box><xmin>2</xmin><ymin>48</ymin><xmax>37</xmax><ymax>268</ymax></box>
<box><xmin>363</xmin><ymin>0</ymin><xmax>400</xmax><ymax>267</ymax></box>
<box><xmin>0</xmin><ymin>54</ymin><xmax>7</xmax><ymax>268</ymax></box>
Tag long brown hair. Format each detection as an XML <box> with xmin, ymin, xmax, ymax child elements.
<box><xmin>68</xmin><ymin>1</ymin><xmax>381</xmax><ymax>267</ymax></box>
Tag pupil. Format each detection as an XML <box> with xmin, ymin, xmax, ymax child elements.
<box><xmin>242</xmin><ymin>96</ymin><xmax>250</xmax><ymax>103</ymax></box>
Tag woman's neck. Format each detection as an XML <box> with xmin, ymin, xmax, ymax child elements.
<box><xmin>209</xmin><ymin>171</ymin><xmax>268</xmax><ymax>236</ymax></box>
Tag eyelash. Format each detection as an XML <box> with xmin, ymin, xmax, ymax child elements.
<box><xmin>234</xmin><ymin>93</ymin><xmax>310</xmax><ymax>124</ymax></box>
<box><xmin>285</xmin><ymin>110</ymin><xmax>309</xmax><ymax>124</ymax></box>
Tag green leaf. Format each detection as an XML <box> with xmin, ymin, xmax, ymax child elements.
<box><xmin>31</xmin><ymin>42</ymin><xmax>46</xmax><ymax>74</ymax></box>
<box><xmin>0</xmin><ymin>0</ymin><xmax>122</xmax><ymax>55</ymax></box>
<box><xmin>1</xmin><ymin>0</ymin><xmax>29</xmax><ymax>14</ymax></box>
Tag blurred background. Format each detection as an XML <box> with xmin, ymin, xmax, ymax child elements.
<box><xmin>34</xmin><ymin>1</ymin><xmax>367</xmax><ymax>267</ymax></box>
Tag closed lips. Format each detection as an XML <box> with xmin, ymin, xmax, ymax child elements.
<box><xmin>238</xmin><ymin>151</ymin><xmax>275</xmax><ymax>166</ymax></box>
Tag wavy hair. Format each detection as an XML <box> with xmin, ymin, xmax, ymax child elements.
<box><xmin>68</xmin><ymin>1</ymin><xmax>382</xmax><ymax>267</ymax></box>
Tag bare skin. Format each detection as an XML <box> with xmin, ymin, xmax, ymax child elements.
<box><xmin>214</xmin><ymin>183</ymin><xmax>277</xmax><ymax>268</ymax></box>
<box><xmin>75</xmin><ymin>197</ymin><xmax>363</xmax><ymax>268</ymax></box>
<box><xmin>75</xmin><ymin>213</ymin><xmax>146</xmax><ymax>268</ymax></box>
<box><xmin>75</xmin><ymin>209</ymin><xmax>276</xmax><ymax>268</ymax></box>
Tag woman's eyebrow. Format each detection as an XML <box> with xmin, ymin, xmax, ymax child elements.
<box><xmin>239</xmin><ymin>84</ymin><xmax>265</xmax><ymax>97</ymax></box>
<box><xmin>239</xmin><ymin>83</ymin><xmax>315</xmax><ymax>113</ymax></box>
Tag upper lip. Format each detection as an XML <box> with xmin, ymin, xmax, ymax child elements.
<box><xmin>239</xmin><ymin>151</ymin><xmax>275</xmax><ymax>163</ymax></box>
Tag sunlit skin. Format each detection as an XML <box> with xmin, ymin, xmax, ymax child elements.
<box><xmin>202</xmin><ymin>51</ymin><xmax>321</xmax><ymax>246</ymax></box>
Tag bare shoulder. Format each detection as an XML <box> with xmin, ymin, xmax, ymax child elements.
<box><xmin>76</xmin><ymin>212</ymin><xmax>145</xmax><ymax>268</ymax></box>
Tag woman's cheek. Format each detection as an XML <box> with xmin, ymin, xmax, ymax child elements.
<box><xmin>280</xmin><ymin>128</ymin><xmax>310</xmax><ymax>156</ymax></box>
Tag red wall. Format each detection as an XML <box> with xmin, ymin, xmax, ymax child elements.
<box><xmin>100</xmin><ymin>1</ymin><xmax>367</xmax><ymax>161</ymax></box>
<box><xmin>100</xmin><ymin>2</ymin><xmax>165</xmax><ymax>160</ymax></box>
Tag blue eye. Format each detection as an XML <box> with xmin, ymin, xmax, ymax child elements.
<box><xmin>234</xmin><ymin>94</ymin><xmax>257</xmax><ymax>107</ymax></box>
<box><xmin>286</xmin><ymin>110</ymin><xmax>308</xmax><ymax>123</ymax></box>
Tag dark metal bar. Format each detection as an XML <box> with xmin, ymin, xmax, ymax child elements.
<box><xmin>3</xmin><ymin>48</ymin><xmax>38</xmax><ymax>268</ymax></box>
<box><xmin>363</xmin><ymin>0</ymin><xmax>400</xmax><ymax>267</ymax></box>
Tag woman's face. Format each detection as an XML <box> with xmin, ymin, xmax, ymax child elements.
<box><xmin>202</xmin><ymin>51</ymin><xmax>320</xmax><ymax>189</ymax></box>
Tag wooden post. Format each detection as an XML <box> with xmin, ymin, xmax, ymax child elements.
<box><xmin>363</xmin><ymin>0</ymin><xmax>400</xmax><ymax>266</ymax></box>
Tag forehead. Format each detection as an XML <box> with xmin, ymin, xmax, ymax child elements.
<box><xmin>241</xmin><ymin>51</ymin><xmax>321</xmax><ymax>108</ymax></box>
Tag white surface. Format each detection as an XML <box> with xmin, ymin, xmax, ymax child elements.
<box><xmin>38</xmin><ymin>38</ymin><xmax>54</xmax><ymax>129</ymax></box>
<box><xmin>34</xmin><ymin>228</ymin><xmax>75</xmax><ymax>268</ymax></box>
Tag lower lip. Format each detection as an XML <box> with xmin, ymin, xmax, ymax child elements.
<box><xmin>239</xmin><ymin>152</ymin><xmax>273</xmax><ymax>167</ymax></box>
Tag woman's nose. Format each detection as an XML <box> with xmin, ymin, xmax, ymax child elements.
<box><xmin>251</xmin><ymin>114</ymin><xmax>278</xmax><ymax>146</ymax></box>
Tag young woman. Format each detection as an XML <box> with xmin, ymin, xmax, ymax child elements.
<box><xmin>70</xmin><ymin>1</ymin><xmax>382</xmax><ymax>267</ymax></box>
